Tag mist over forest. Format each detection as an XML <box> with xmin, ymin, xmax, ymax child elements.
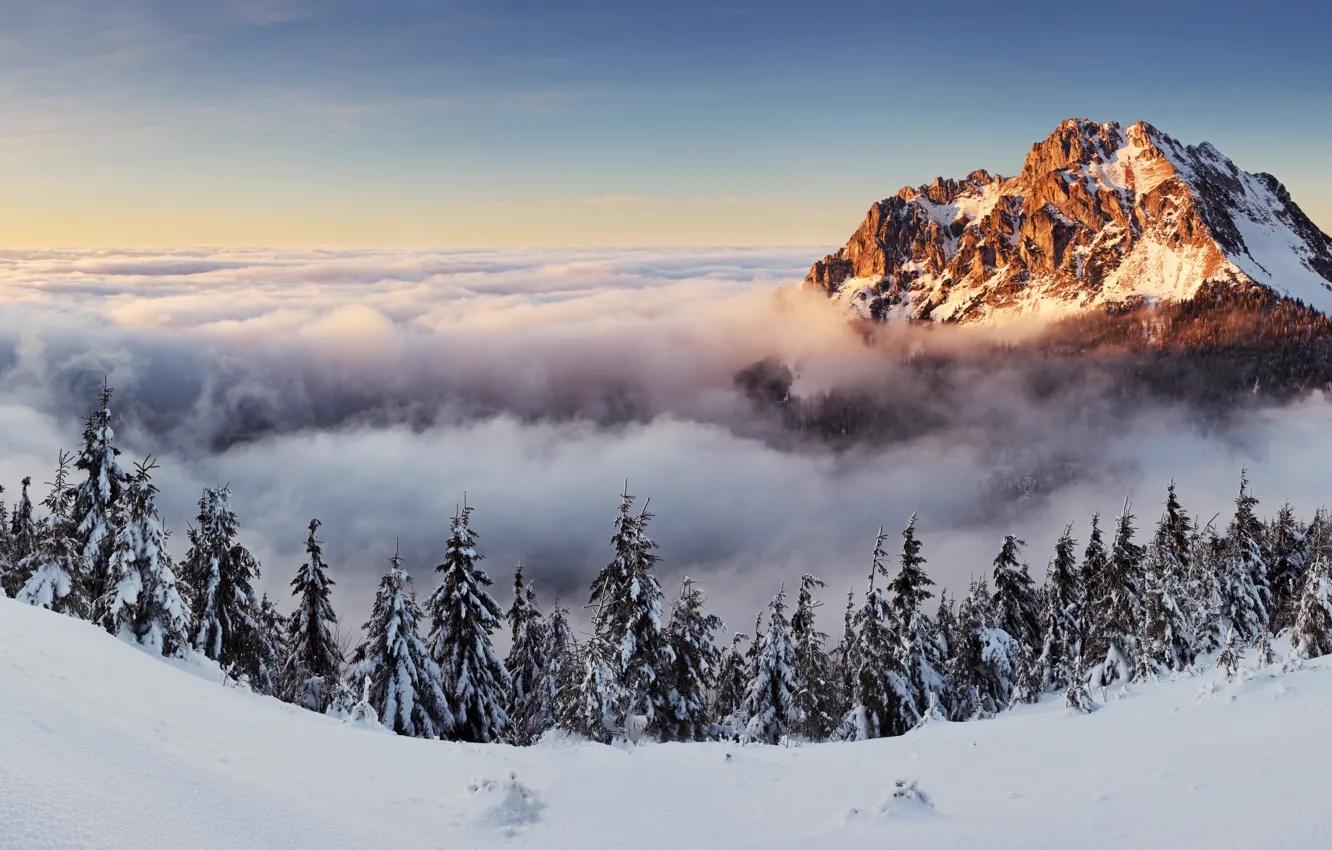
<box><xmin>0</xmin><ymin>245</ymin><xmax>1327</xmax><ymax>633</ymax></box>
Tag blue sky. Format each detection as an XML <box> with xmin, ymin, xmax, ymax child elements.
<box><xmin>2</xmin><ymin>0</ymin><xmax>1329</xmax><ymax>245</ymax></box>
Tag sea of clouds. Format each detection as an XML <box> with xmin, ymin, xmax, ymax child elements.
<box><xmin>0</xmin><ymin>245</ymin><xmax>1326</xmax><ymax>636</ymax></box>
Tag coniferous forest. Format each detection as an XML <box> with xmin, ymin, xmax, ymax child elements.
<box><xmin>6</xmin><ymin>383</ymin><xmax>1332</xmax><ymax>746</ymax></box>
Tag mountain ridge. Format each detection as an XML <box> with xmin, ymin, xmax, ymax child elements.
<box><xmin>805</xmin><ymin>119</ymin><xmax>1332</xmax><ymax>324</ymax></box>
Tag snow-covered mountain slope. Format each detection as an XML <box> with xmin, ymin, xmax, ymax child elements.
<box><xmin>806</xmin><ymin>119</ymin><xmax>1332</xmax><ymax>323</ymax></box>
<box><xmin>5</xmin><ymin>598</ymin><xmax>1332</xmax><ymax>849</ymax></box>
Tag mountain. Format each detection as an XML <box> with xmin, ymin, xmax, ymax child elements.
<box><xmin>805</xmin><ymin>119</ymin><xmax>1332</xmax><ymax>323</ymax></box>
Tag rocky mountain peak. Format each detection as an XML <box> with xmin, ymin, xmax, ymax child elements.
<box><xmin>806</xmin><ymin>119</ymin><xmax>1332</xmax><ymax>324</ymax></box>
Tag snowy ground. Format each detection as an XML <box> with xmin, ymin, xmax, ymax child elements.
<box><xmin>3</xmin><ymin>596</ymin><xmax>1331</xmax><ymax>850</ymax></box>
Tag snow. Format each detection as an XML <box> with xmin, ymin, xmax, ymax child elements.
<box><xmin>1225</xmin><ymin>171</ymin><xmax>1332</xmax><ymax>314</ymax></box>
<box><xmin>6</xmin><ymin>596</ymin><xmax>1332</xmax><ymax>848</ymax></box>
<box><xmin>913</xmin><ymin>180</ymin><xmax>1006</xmax><ymax>242</ymax></box>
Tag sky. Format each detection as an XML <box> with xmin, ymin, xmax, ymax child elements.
<box><xmin>2</xmin><ymin>0</ymin><xmax>1330</xmax><ymax>247</ymax></box>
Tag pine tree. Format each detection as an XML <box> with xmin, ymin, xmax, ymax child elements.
<box><xmin>1292</xmin><ymin>519</ymin><xmax>1332</xmax><ymax>659</ymax></box>
<box><xmin>1039</xmin><ymin>523</ymin><xmax>1081</xmax><ymax>691</ymax></box>
<box><xmin>1254</xmin><ymin>623</ymin><xmax>1275</xmax><ymax>668</ymax></box>
<box><xmin>2</xmin><ymin>477</ymin><xmax>37</xmax><ymax>598</ymax></box>
<box><xmin>1065</xmin><ymin>654</ymin><xmax>1094</xmax><ymax>714</ymax></box>
<box><xmin>790</xmin><ymin>574</ymin><xmax>834</xmax><ymax>741</ymax></box>
<box><xmin>711</xmin><ymin>632</ymin><xmax>750</xmax><ymax>730</ymax></box>
<box><xmin>426</xmin><ymin>503</ymin><xmax>510</xmax><ymax>743</ymax></box>
<box><xmin>1186</xmin><ymin>516</ymin><xmax>1225</xmax><ymax>657</ymax></box>
<box><xmin>0</xmin><ymin>485</ymin><xmax>11</xmax><ymax>593</ymax></box>
<box><xmin>95</xmin><ymin>459</ymin><xmax>191</xmax><ymax>656</ymax></box>
<box><xmin>663</xmin><ymin>577</ymin><xmax>724</xmax><ymax>741</ymax></box>
<box><xmin>932</xmin><ymin>589</ymin><xmax>957</xmax><ymax>715</ymax></box>
<box><xmin>1265</xmin><ymin>502</ymin><xmax>1306</xmax><ymax>632</ymax></box>
<box><xmin>1161</xmin><ymin>480</ymin><xmax>1193</xmax><ymax>576</ymax></box>
<box><xmin>889</xmin><ymin>515</ymin><xmax>942</xmax><ymax>716</ymax></box>
<box><xmin>184</xmin><ymin>486</ymin><xmax>269</xmax><ymax>688</ymax></box>
<box><xmin>537</xmin><ymin>599</ymin><xmax>574</xmax><ymax>739</ymax></box>
<box><xmin>842</xmin><ymin>528</ymin><xmax>915</xmax><ymax>739</ymax></box>
<box><xmin>1088</xmin><ymin>500</ymin><xmax>1145</xmax><ymax>684</ymax></box>
<box><xmin>1219</xmin><ymin>470</ymin><xmax>1270</xmax><ymax>642</ymax></box>
<box><xmin>9</xmin><ymin>476</ymin><xmax>36</xmax><ymax>572</ymax></box>
<box><xmin>556</xmin><ymin>633</ymin><xmax>621</xmax><ymax>743</ymax></box>
<box><xmin>828</xmin><ymin>590</ymin><xmax>859</xmax><ymax>725</ymax></box>
<box><xmin>947</xmin><ymin>577</ymin><xmax>1019</xmax><ymax>719</ymax></box>
<box><xmin>992</xmin><ymin>534</ymin><xmax>1040</xmax><ymax>652</ymax></box>
<box><xmin>588</xmin><ymin>486</ymin><xmax>673</xmax><ymax>735</ymax></box>
<box><xmin>505</xmin><ymin>568</ymin><xmax>556</xmax><ymax>745</ymax></box>
<box><xmin>743</xmin><ymin>585</ymin><xmax>799</xmax><ymax>744</ymax></box>
<box><xmin>255</xmin><ymin>593</ymin><xmax>287</xmax><ymax>696</ymax></box>
<box><xmin>70</xmin><ymin>383</ymin><xmax>127</xmax><ymax>607</ymax></box>
<box><xmin>1139</xmin><ymin>519</ymin><xmax>1192</xmax><ymax>674</ymax></box>
<box><xmin>1217</xmin><ymin>627</ymin><xmax>1239</xmax><ymax>679</ymax></box>
<box><xmin>283</xmin><ymin>519</ymin><xmax>344</xmax><ymax>711</ymax></box>
<box><xmin>1077</xmin><ymin>513</ymin><xmax>1109</xmax><ymax>660</ymax></box>
<box><xmin>17</xmin><ymin>454</ymin><xmax>87</xmax><ymax>618</ymax></box>
<box><xmin>349</xmin><ymin>544</ymin><xmax>454</xmax><ymax>738</ymax></box>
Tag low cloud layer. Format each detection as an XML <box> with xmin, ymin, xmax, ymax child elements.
<box><xmin>0</xmin><ymin>246</ymin><xmax>1325</xmax><ymax>637</ymax></box>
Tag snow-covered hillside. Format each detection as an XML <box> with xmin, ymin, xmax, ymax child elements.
<box><xmin>4</xmin><ymin>596</ymin><xmax>1332</xmax><ymax>850</ymax></box>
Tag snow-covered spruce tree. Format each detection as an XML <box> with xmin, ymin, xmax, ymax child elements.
<box><xmin>556</xmin><ymin>633</ymin><xmax>621</xmax><ymax>743</ymax></box>
<box><xmin>542</xmin><ymin>599</ymin><xmax>574</xmax><ymax>717</ymax></box>
<box><xmin>3</xmin><ymin>477</ymin><xmax>38</xmax><ymax>597</ymax></box>
<box><xmin>2</xmin><ymin>479</ymin><xmax>32</xmax><ymax>599</ymax></box>
<box><xmin>663</xmin><ymin>577</ymin><xmax>724</xmax><ymax>741</ymax></box>
<box><xmin>711</xmin><ymin>632</ymin><xmax>750</xmax><ymax>730</ymax></box>
<box><xmin>10</xmin><ymin>476</ymin><xmax>36</xmax><ymax>569</ymax></box>
<box><xmin>1139</xmin><ymin>518</ymin><xmax>1192</xmax><ymax>675</ymax></box>
<box><xmin>1254</xmin><ymin>623</ymin><xmax>1275</xmax><ymax>668</ymax></box>
<box><xmin>255</xmin><ymin>594</ymin><xmax>288</xmax><ymax>696</ymax></box>
<box><xmin>842</xmin><ymin>528</ymin><xmax>915</xmax><ymax>739</ymax></box>
<box><xmin>71</xmin><ymin>384</ymin><xmax>128</xmax><ymax>607</ymax></box>
<box><xmin>1218</xmin><ymin>469</ymin><xmax>1270</xmax><ymax>642</ymax></box>
<box><xmin>95</xmin><ymin>459</ymin><xmax>191</xmax><ymax>656</ymax></box>
<box><xmin>1265</xmin><ymin>502</ymin><xmax>1307</xmax><ymax>633</ymax></box>
<box><xmin>946</xmin><ymin>577</ymin><xmax>1019</xmax><ymax>719</ymax></box>
<box><xmin>1088</xmin><ymin>501</ymin><xmax>1145</xmax><ymax>685</ymax></box>
<box><xmin>426</xmin><ymin>503</ymin><xmax>510</xmax><ymax>744</ymax></box>
<box><xmin>505</xmin><ymin>568</ymin><xmax>555</xmax><ymax>745</ymax></box>
<box><xmin>17</xmin><ymin>453</ymin><xmax>88</xmax><ymax>617</ymax></box>
<box><xmin>931</xmin><ymin>589</ymin><xmax>957</xmax><ymax>714</ymax></box>
<box><xmin>991</xmin><ymin>534</ymin><xmax>1040</xmax><ymax>653</ymax></box>
<box><xmin>790</xmin><ymin>574</ymin><xmax>835</xmax><ymax>741</ymax></box>
<box><xmin>1217</xmin><ymin>627</ymin><xmax>1239</xmax><ymax>679</ymax></box>
<box><xmin>185</xmin><ymin>486</ymin><xmax>270</xmax><ymax>689</ymax></box>
<box><xmin>1161</xmin><ymin>480</ymin><xmax>1193</xmax><ymax>577</ymax></box>
<box><xmin>889</xmin><ymin>514</ymin><xmax>943</xmax><ymax>717</ymax></box>
<box><xmin>743</xmin><ymin>585</ymin><xmax>799</xmax><ymax>744</ymax></box>
<box><xmin>1065</xmin><ymin>654</ymin><xmax>1094</xmax><ymax>714</ymax></box>
<box><xmin>348</xmin><ymin>544</ymin><xmax>454</xmax><ymax>739</ymax></box>
<box><xmin>1076</xmin><ymin>513</ymin><xmax>1108</xmax><ymax>661</ymax></box>
<box><xmin>1292</xmin><ymin>519</ymin><xmax>1332</xmax><ymax>660</ymax></box>
<box><xmin>827</xmin><ymin>590</ymin><xmax>858</xmax><ymax>724</ymax></box>
<box><xmin>588</xmin><ymin>487</ymin><xmax>674</xmax><ymax>735</ymax></box>
<box><xmin>1186</xmin><ymin>516</ymin><xmax>1225</xmax><ymax>658</ymax></box>
<box><xmin>282</xmin><ymin>519</ymin><xmax>345</xmax><ymax>712</ymax></box>
<box><xmin>0</xmin><ymin>486</ymin><xmax>11</xmax><ymax>596</ymax></box>
<box><xmin>1039</xmin><ymin>523</ymin><xmax>1081</xmax><ymax>691</ymax></box>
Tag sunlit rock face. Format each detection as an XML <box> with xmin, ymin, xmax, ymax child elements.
<box><xmin>806</xmin><ymin>119</ymin><xmax>1332</xmax><ymax>324</ymax></box>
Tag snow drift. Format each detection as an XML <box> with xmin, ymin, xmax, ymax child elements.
<box><xmin>4</xmin><ymin>597</ymin><xmax>1332</xmax><ymax>849</ymax></box>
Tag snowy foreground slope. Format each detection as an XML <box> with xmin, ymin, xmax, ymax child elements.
<box><xmin>3</xmin><ymin>597</ymin><xmax>1331</xmax><ymax>850</ymax></box>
